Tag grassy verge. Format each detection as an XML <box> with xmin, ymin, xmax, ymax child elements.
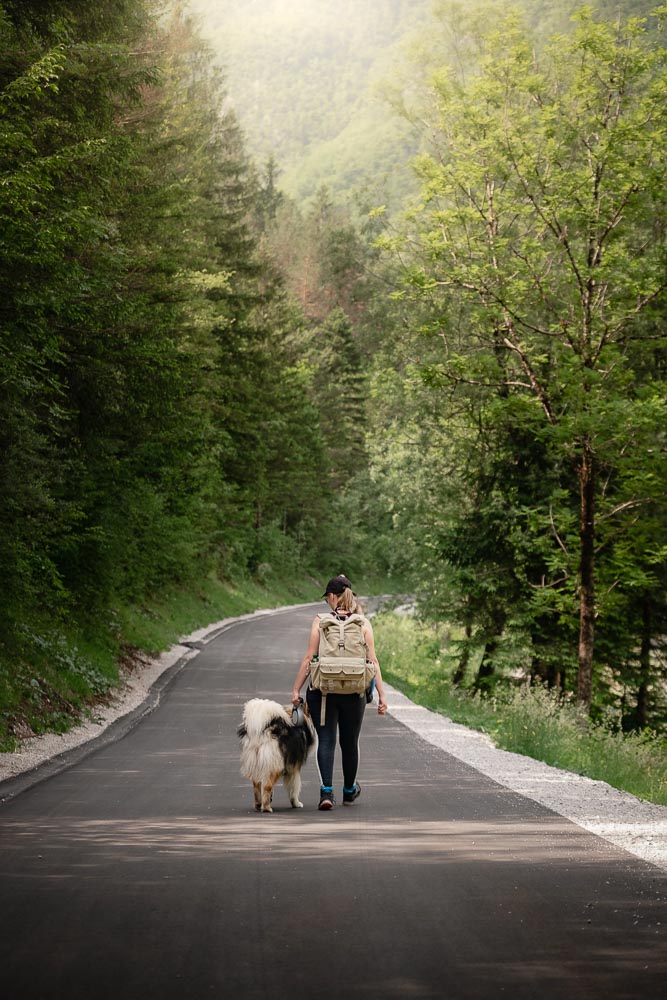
<box><xmin>0</xmin><ymin>572</ymin><xmax>320</xmax><ymax>752</ymax></box>
<box><xmin>114</xmin><ymin>573</ymin><xmax>317</xmax><ymax>656</ymax></box>
<box><xmin>374</xmin><ymin>612</ymin><xmax>667</xmax><ymax>807</ymax></box>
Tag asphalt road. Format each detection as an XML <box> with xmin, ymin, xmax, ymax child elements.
<box><xmin>0</xmin><ymin>604</ymin><xmax>665</xmax><ymax>1000</ymax></box>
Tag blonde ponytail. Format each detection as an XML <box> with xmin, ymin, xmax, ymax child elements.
<box><xmin>335</xmin><ymin>587</ymin><xmax>359</xmax><ymax>614</ymax></box>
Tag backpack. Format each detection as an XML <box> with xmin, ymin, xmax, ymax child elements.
<box><xmin>309</xmin><ymin>613</ymin><xmax>376</xmax><ymax>724</ymax></box>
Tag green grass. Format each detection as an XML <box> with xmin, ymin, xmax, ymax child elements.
<box><xmin>115</xmin><ymin>572</ymin><xmax>317</xmax><ymax>655</ymax></box>
<box><xmin>374</xmin><ymin>612</ymin><xmax>667</xmax><ymax>807</ymax></box>
<box><xmin>0</xmin><ymin>571</ymin><xmax>321</xmax><ymax>752</ymax></box>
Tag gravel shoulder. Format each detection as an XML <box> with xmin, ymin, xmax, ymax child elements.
<box><xmin>2</xmin><ymin>605</ymin><xmax>665</xmax><ymax>871</ymax></box>
<box><xmin>387</xmin><ymin>685</ymin><xmax>667</xmax><ymax>871</ymax></box>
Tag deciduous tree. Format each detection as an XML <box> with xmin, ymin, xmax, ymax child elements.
<box><xmin>382</xmin><ymin>4</ymin><xmax>667</xmax><ymax>712</ymax></box>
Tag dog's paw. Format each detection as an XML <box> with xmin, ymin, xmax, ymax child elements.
<box><xmin>291</xmin><ymin>800</ymin><xmax>304</xmax><ymax>809</ymax></box>
<box><xmin>261</xmin><ymin>805</ymin><xmax>273</xmax><ymax>813</ymax></box>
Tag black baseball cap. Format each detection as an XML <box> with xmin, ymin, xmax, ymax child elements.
<box><xmin>322</xmin><ymin>574</ymin><xmax>354</xmax><ymax>597</ymax></box>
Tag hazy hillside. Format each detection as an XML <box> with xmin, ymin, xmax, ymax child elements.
<box><xmin>186</xmin><ymin>0</ymin><xmax>433</xmax><ymax>204</ymax></box>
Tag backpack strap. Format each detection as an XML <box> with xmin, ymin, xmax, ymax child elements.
<box><xmin>337</xmin><ymin>620</ymin><xmax>345</xmax><ymax>649</ymax></box>
<box><xmin>315</xmin><ymin>614</ymin><xmax>329</xmax><ymax>724</ymax></box>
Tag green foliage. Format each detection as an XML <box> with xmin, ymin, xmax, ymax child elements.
<box><xmin>374</xmin><ymin>611</ymin><xmax>494</xmax><ymax>727</ymax></box>
<box><xmin>0</xmin><ymin>621</ymin><xmax>120</xmax><ymax>749</ymax></box>
<box><xmin>0</xmin><ymin>0</ymin><xmax>373</xmax><ymax>744</ymax></box>
<box><xmin>376</xmin><ymin>612</ymin><xmax>667</xmax><ymax>804</ymax></box>
<box><xmin>258</xmin><ymin>181</ymin><xmax>406</xmax><ymax>580</ymax></box>
<box><xmin>373</xmin><ymin>1</ymin><xmax>667</xmax><ymax>721</ymax></box>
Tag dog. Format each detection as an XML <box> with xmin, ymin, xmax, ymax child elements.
<box><xmin>237</xmin><ymin>698</ymin><xmax>316</xmax><ymax>813</ymax></box>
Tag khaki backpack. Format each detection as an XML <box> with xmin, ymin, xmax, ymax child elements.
<box><xmin>309</xmin><ymin>613</ymin><xmax>376</xmax><ymax>724</ymax></box>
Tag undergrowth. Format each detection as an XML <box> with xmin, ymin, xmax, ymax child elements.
<box><xmin>374</xmin><ymin>612</ymin><xmax>667</xmax><ymax>807</ymax></box>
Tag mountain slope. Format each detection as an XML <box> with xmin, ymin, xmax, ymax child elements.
<box><xmin>186</xmin><ymin>0</ymin><xmax>432</xmax><ymax>203</ymax></box>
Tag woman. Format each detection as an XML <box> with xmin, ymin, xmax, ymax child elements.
<box><xmin>291</xmin><ymin>574</ymin><xmax>388</xmax><ymax>810</ymax></box>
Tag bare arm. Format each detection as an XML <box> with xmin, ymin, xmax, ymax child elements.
<box><xmin>292</xmin><ymin>616</ymin><xmax>320</xmax><ymax>705</ymax></box>
<box><xmin>363</xmin><ymin>620</ymin><xmax>388</xmax><ymax>716</ymax></box>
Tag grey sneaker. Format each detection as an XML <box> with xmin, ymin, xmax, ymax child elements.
<box><xmin>343</xmin><ymin>783</ymin><xmax>361</xmax><ymax>805</ymax></box>
<box><xmin>318</xmin><ymin>789</ymin><xmax>335</xmax><ymax>810</ymax></box>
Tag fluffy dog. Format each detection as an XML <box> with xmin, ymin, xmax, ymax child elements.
<box><xmin>237</xmin><ymin>698</ymin><xmax>316</xmax><ymax>813</ymax></box>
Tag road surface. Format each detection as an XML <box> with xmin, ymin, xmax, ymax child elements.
<box><xmin>0</xmin><ymin>604</ymin><xmax>664</xmax><ymax>999</ymax></box>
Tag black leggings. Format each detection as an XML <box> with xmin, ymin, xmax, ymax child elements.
<box><xmin>306</xmin><ymin>688</ymin><xmax>366</xmax><ymax>790</ymax></box>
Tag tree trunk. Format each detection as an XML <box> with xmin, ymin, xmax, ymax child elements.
<box><xmin>474</xmin><ymin>609</ymin><xmax>506</xmax><ymax>692</ymax></box>
<box><xmin>531</xmin><ymin>656</ymin><xmax>558</xmax><ymax>689</ymax></box>
<box><xmin>636</xmin><ymin>596</ymin><xmax>652</xmax><ymax>729</ymax></box>
<box><xmin>474</xmin><ymin>639</ymin><xmax>496</xmax><ymax>691</ymax></box>
<box><xmin>452</xmin><ymin>623</ymin><xmax>472</xmax><ymax>686</ymax></box>
<box><xmin>576</xmin><ymin>440</ymin><xmax>596</xmax><ymax>712</ymax></box>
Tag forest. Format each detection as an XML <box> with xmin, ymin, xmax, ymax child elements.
<box><xmin>0</xmin><ymin>0</ymin><xmax>665</xmax><ymax>757</ymax></box>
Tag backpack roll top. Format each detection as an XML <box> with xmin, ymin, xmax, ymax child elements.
<box><xmin>317</xmin><ymin>613</ymin><xmax>368</xmax><ymax>659</ymax></box>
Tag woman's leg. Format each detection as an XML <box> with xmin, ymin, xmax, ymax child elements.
<box><xmin>337</xmin><ymin>695</ymin><xmax>366</xmax><ymax>791</ymax></box>
<box><xmin>306</xmin><ymin>688</ymin><xmax>338</xmax><ymax>790</ymax></box>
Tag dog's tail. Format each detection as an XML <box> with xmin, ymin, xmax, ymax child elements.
<box><xmin>237</xmin><ymin>718</ymin><xmax>283</xmax><ymax>741</ymax></box>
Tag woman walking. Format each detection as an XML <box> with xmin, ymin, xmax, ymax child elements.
<box><xmin>291</xmin><ymin>574</ymin><xmax>387</xmax><ymax>810</ymax></box>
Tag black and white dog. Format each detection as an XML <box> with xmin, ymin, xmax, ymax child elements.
<box><xmin>237</xmin><ymin>698</ymin><xmax>316</xmax><ymax>813</ymax></box>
